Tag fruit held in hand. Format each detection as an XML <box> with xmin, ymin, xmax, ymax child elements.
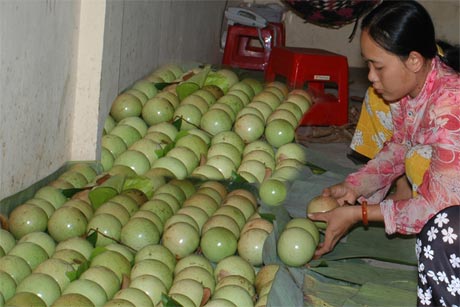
<box><xmin>307</xmin><ymin>196</ymin><xmax>339</xmax><ymax>213</ymax></box>
<box><xmin>307</xmin><ymin>195</ymin><xmax>339</xmax><ymax>229</ymax></box>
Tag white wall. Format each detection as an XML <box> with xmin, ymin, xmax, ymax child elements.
<box><xmin>0</xmin><ymin>0</ymin><xmax>80</xmax><ymax>200</ymax></box>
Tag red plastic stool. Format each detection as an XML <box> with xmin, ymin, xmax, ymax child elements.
<box><xmin>222</xmin><ymin>23</ymin><xmax>285</xmax><ymax>71</ymax></box>
<box><xmin>265</xmin><ymin>46</ymin><xmax>349</xmax><ymax>126</ymax></box>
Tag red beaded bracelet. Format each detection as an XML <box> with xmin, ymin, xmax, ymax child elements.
<box><xmin>361</xmin><ymin>200</ymin><xmax>369</xmax><ymax>226</ymax></box>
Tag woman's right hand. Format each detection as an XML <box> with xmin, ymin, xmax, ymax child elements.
<box><xmin>309</xmin><ymin>205</ymin><xmax>361</xmax><ymax>257</ymax></box>
<box><xmin>322</xmin><ymin>181</ymin><xmax>359</xmax><ymax>206</ymax></box>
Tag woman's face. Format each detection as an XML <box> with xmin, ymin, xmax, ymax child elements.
<box><xmin>360</xmin><ymin>30</ymin><xmax>417</xmax><ymax>102</ymax></box>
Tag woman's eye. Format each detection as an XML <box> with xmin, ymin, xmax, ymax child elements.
<box><xmin>367</xmin><ymin>62</ymin><xmax>383</xmax><ymax>71</ymax></box>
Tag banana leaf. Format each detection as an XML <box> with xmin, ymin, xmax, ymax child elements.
<box><xmin>123</xmin><ymin>175</ymin><xmax>155</xmax><ymax>199</ymax></box>
<box><xmin>223</xmin><ymin>172</ymin><xmax>259</xmax><ymax>196</ymax></box>
<box><xmin>261</xmin><ymin>204</ymin><xmax>292</xmax><ymax>265</ymax></box>
<box><xmin>304</xmin><ymin>270</ymin><xmax>359</xmax><ymax>307</ymax></box>
<box><xmin>262</xmin><ymin>222</ymin><xmax>282</xmax><ymax>266</ymax></box>
<box><xmin>310</xmin><ymin>259</ymin><xmax>417</xmax><ymax>289</ymax></box>
<box><xmin>203</xmin><ymin>70</ymin><xmax>232</xmax><ymax>94</ymax></box>
<box><xmin>319</xmin><ymin>226</ymin><xmax>417</xmax><ymax>265</ymax></box>
<box><xmin>303</xmin><ymin>268</ymin><xmax>417</xmax><ymax>307</ymax></box>
<box><xmin>88</xmin><ymin>174</ymin><xmax>125</xmax><ymax>209</ymax></box>
<box><xmin>176</xmin><ymin>65</ymin><xmax>211</xmax><ymax>100</ymax></box>
<box><xmin>161</xmin><ymin>293</ymin><xmax>182</xmax><ymax>307</ymax></box>
<box><xmin>267</xmin><ymin>266</ymin><xmax>304</xmax><ymax>307</ymax></box>
<box><xmin>303</xmin><ymin>145</ymin><xmax>359</xmax><ymax>176</ymax></box>
<box><xmin>259</xmin><ymin>203</ymin><xmax>292</xmax><ymax>234</ymax></box>
<box><xmin>342</xmin><ymin>282</ymin><xmax>417</xmax><ymax>307</ymax></box>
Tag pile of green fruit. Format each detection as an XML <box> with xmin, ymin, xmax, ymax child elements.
<box><xmin>0</xmin><ymin>63</ymin><xmax>327</xmax><ymax>307</ymax></box>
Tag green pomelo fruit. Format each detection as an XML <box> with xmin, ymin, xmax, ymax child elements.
<box><xmin>241</xmin><ymin>78</ymin><xmax>263</xmax><ymax>94</ymax></box>
<box><xmin>142</xmin><ymin>97</ymin><xmax>175</xmax><ymax>126</ymax></box>
<box><xmin>47</xmin><ymin>207</ymin><xmax>87</xmax><ymax>242</ymax></box>
<box><xmin>131</xmin><ymin>80</ymin><xmax>158</xmax><ymax>99</ymax></box>
<box><xmin>110</xmin><ymin>93</ymin><xmax>143</xmax><ymax>122</ymax></box>
<box><xmin>277</xmin><ymin>227</ymin><xmax>316</xmax><ymax>266</ymax></box>
<box><xmin>109</xmin><ymin>124</ymin><xmax>142</xmax><ymax>147</ymax></box>
<box><xmin>8</xmin><ymin>204</ymin><xmax>48</xmax><ymax>239</ymax></box>
<box><xmin>86</xmin><ymin>213</ymin><xmax>122</xmax><ymax>247</ymax></box>
<box><xmin>233</xmin><ymin>114</ymin><xmax>265</xmax><ymax>144</ymax></box>
<box><xmin>264</xmin><ymin>119</ymin><xmax>295</xmax><ymax>148</ymax></box>
<box><xmin>113</xmin><ymin>149</ymin><xmax>151</xmax><ymax>175</ymax></box>
<box><xmin>181</xmin><ymin>94</ymin><xmax>209</xmax><ymax>114</ymax></box>
<box><xmin>16</xmin><ymin>273</ymin><xmax>61</xmax><ymax>306</ymax></box>
<box><xmin>62</xmin><ymin>279</ymin><xmax>107</xmax><ymax>307</ymax></box>
<box><xmin>8</xmin><ymin>242</ymin><xmax>49</xmax><ymax>270</ymax></box>
<box><xmin>200</xmin><ymin>109</ymin><xmax>233</xmax><ymax>136</ymax></box>
<box><xmin>161</xmin><ymin>222</ymin><xmax>200</xmax><ymax>260</ymax></box>
<box><xmin>209</xmin><ymin>102</ymin><xmax>236</xmax><ymax>122</ymax></box>
<box><xmin>286</xmin><ymin>217</ymin><xmax>320</xmax><ymax>245</ymax></box>
<box><xmin>147</xmin><ymin>122</ymin><xmax>178</xmax><ymax>141</ymax></box>
<box><xmin>173</xmin><ymin>104</ymin><xmax>202</xmax><ymax>130</ymax></box>
<box><xmin>200</xmin><ymin>227</ymin><xmax>237</xmax><ymax>263</ymax></box>
<box><xmin>229</xmin><ymin>82</ymin><xmax>255</xmax><ymax>100</ymax></box>
<box><xmin>118</xmin><ymin>116</ymin><xmax>148</xmax><ymax>136</ymax></box>
<box><xmin>124</xmin><ymin>89</ymin><xmax>148</xmax><ymax>106</ymax></box>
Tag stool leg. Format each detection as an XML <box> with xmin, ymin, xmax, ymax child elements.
<box><xmin>222</xmin><ymin>27</ymin><xmax>237</xmax><ymax>65</ymax></box>
<box><xmin>337</xmin><ymin>64</ymin><xmax>349</xmax><ymax>125</ymax></box>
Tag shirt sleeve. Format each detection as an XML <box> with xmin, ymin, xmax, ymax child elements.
<box><xmin>345</xmin><ymin>101</ymin><xmax>407</xmax><ymax>199</ymax></box>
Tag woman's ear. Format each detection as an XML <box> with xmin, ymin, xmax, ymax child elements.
<box><xmin>406</xmin><ymin>51</ymin><xmax>424</xmax><ymax>73</ymax></box>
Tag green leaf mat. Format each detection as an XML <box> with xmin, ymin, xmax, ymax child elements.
<box><xmin>342</xmin><ymin>282</ymin><xmax>417</xmax><ymax>307</ymax></box>
<box><xmin>303</xmin><ymin>270</ymin><xmax>360</xmax><ymax>307</ymax></box>
<box><xmin>319</xmin><ymin>226</ymin><xmax>417</xmax><ymax>265</ymax></box>
<box><xmin>310</xmin><ymin>259</ymin><xmax>417</xmax><ymax>288</ymax></box>
<box><xmin>268</xmin><ymin>266</ymin><xmax>305</xmax><ymax>307</ymax></box>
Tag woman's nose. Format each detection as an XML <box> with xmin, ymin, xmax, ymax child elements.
<box><xmin>368</xmin><ymin>68</ymin><xmax>378</xmax><ymax>83</ymax></box>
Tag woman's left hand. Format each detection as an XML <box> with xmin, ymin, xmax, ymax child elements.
<box><xmin>308</xmin><ymin>205</ymin><xmax>361</xmax><ymax>258</ymax></box>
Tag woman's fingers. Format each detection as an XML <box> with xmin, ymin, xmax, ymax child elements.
<box><xmin>322</xmin><ymin>183</ymin><xmax>348</xmax><ymax>198</ymax></box>
<box><xmin>308</xmin><ymin>211</ymin><xmax>334</xmax><ymax>257</ymax></box>
<box><xmin>314</xmin><ymin>229</ymin><xmax>343</xmax><ymax>257</ymax></box>
<box><xmin>308</xmin><ymin>212</ymin><xmax>328</xmax><ymax>228</ymax></box>
<box><xmin>322</xmin><ymin>187</ymin><xmax>332</xmax><ymax>197</ymax></box>
<box><xmin>309</xmin><ymin>206</ymin><xmax>360</xmax><ymax>258</ymax></box>
<box><xmin>322</xmin><ymin>182</ymin><xmax>359</xmax><ymax>206</ymax></box>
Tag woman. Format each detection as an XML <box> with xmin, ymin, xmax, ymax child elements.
<box><xmin>308</xmin><ymin>1</ymin><xmax>460</xmax><ymax>306</ymax></box>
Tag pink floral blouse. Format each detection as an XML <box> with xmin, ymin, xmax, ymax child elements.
<box><xmin>346</xmin><ymin>57</ymin><xmax>460</xmax><ymax>235</ymax></box>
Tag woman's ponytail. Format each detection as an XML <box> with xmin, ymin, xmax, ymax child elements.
<box><xmin>436</xmin><ymin>41</ymin><xmax>460</xmax><ymax>73</ymax></box>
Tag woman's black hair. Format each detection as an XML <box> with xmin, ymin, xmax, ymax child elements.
<box><xmin>361</xmin><ymin>0</ymin><xmax>459</xmax><ymax>72</ymax></box>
